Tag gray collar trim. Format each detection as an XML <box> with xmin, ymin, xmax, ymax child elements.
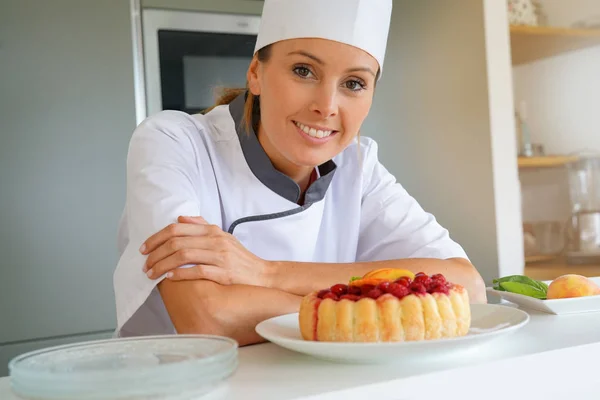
<box><xmin>229</xmin><ymin>92</ymin><xmax>337</xmax><ymax>204</ymax></box>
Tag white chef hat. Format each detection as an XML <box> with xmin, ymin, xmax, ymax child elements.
<box><xmin>254</xmin><ymin>0</ymin><xmax>393</xmax><ymax>78</ymax></box>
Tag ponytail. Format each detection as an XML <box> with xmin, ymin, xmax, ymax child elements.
<box><xmin>202</xmin><ymin>45</ymin><xmax>273</xmax><ymax>135</ymax></box>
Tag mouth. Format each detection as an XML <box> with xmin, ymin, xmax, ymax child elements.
<box><xmin>293</xmin><ymin>121</ymin><xmax>338</xmax><ymax>140</ymax></box>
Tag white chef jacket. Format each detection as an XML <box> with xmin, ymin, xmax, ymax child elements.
<box><xmin>113</xmin><ymin>92</ymin><xmax>468</xmax><ymax>337</ymax></box>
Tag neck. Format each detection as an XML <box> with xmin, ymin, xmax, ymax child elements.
<box><xmin>257</xmin><ymin>124</ymin><xmax>314</xmax><ymax>192</ymax></box>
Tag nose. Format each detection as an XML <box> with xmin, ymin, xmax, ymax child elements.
<box><xmin>309</xmin><ymin>84</ymin><xmax>338</xmax><ymax>119</ymax></box>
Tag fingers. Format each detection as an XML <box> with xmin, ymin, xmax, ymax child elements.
<box><xmin>141</xmin><ymin>222</ymin><xmax>220</xmax><ymax>254</ymax></box>
<box><xmin>146</xmin><ymin>248</ymin><xmax>224</xmax><ymax>279</ymax></box>
<box><xmin>143</xmin><ymin>236</ymin><xmax>213</xmax><ymax>273</ymax></box>
<box><xmin>178</xmin><ymin>215</ymin><xmax>208</xmax><ymax>225</ymax></box>
<box><xmin>166</xmin><ymin>265</ymin><xmax>229</xmax><ymax>284</ymax></box>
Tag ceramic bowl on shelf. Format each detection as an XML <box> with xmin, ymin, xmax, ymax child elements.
<box><xmin>8</xmin><ymin>335</ymin><xmax>238</xmax><ymax>400</ymax></box>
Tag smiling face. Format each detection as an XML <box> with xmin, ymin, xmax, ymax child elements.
<box><xmin>247</xmin><ymin>38</ymin><xmax>379</xmax><ymax>179</ymax></box>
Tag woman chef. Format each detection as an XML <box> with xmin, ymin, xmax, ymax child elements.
<box><xmin>113</xmin><ymin>0</ymin><xmax>487</xmax><ymax>343</ymax></box>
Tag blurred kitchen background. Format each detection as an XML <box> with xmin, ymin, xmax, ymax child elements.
<box><xmin>1</xmin><ymin>0</ymin><xmax>599</xmax><ymax>376</ymax></box>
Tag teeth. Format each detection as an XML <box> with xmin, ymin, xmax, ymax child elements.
<box><xmin>295</xmin><ymin>122</ymin><xmax>333</xmax><ymax>139</ymax></box>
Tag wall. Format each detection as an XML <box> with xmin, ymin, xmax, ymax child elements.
<box><xmin>513</xmin><ymin>0</ymin><xmax>600</xmax><ymax>224</ymax></box>
<box><xmin>361</xmin><ymin>0</ymin><xmax>522</xmax><ymax>284</ymax></box>
<box><xmin>0</xmin><ymin>0</ymin><xmax>136</xmax><ymax>376</ymax></box>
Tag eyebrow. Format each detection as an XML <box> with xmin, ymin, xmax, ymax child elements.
<box><xmin>287</xmin><ymin>50</ymin><xmax>377</xmax><ymax>78</ymax></box>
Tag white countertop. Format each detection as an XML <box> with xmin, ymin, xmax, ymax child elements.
<box><xmin>3</xmin><ymin>303</ymin><xmax>600</xmax><ymax>399</ymax></box>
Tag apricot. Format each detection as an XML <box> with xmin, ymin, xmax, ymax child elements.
<box><xmin>546</xmin><ymin>274</ymin><xmax>600</xmax><ymax>300</ymax></box>
<box><xmin>348</xmin><ymin>277</ymin><xmax>388</xmax><ymax>287</ymax></box>
<box><xmin>362</xmin><ymin>268</ymin><xmax>415</xmax><ymax>281</ymax></box>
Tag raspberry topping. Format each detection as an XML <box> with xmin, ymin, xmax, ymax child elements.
<box><xmin>431</xmin><ymin>274</ymin><xmax>447</xmax><ymax>284</ymax></box>
<box><xmin>385</xmin><ymin>282</ymin><xmax>401</xmax><ymax>294</ymax></box>
<box><xmin>413</xmin><ymin>274</ymin><xmax>431</xmax><ymax>286</ymax></box>
<box><xmin>410</xmin><ymin>282</ymin><xmax>427</xmax><ymax>295</ymax></box>
<box><xmin>359</xmin><ymin>284</ymin><xmax>376</xmax><ymax>295</ymax></box>
<box><xmin>390</xmin><ymin>285</ymin><xmax>410</xmax><ymax>299</ymax></box>
<box><xmin>430</xmin><ymin>283</ymin><xmax>450</xmax><ymax>295</ymax></box>
<box><xmin>322</xmin><ymin>292</ymin><xmax>338</xmax><ymax>300</ymax></box>
<box><xmin>330</xmin><ymin>284</ymin><xmax>348</xmax><ymax>297</ymax></box>
<box><xmin>348</xmin><ymin>285</ymin><xmax>362</xmax><ymax>296</ymax></box>
<box><xmin>318</xmin><ymin>273</ymin><xmax>451</xmax><ymax>301</ymax></box>
<box><xmin>364</xmin><ymin>288</ymin><xmax>383</xmax><ymax>299</ymax></box>
<box><xmin>395</xmin><ymin>276</ymin><xmax>412</xmax><ymax>287</ymax></box>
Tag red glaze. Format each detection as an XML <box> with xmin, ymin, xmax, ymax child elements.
<box><xmin>413</xmin><ymin>274</ymin><xmax>432</xmax><ymax>288</ymax></box>
<box><xmin>377</xmin><ymin>282</ymin><xmax>391</xmax><ymax>292</ymax></box>
<box><xmin>330</xmin><ymin>284</ymin><xmax>348</xmax><ymax>297</ymax></box>
<box><xmin>395</xmin><ymin>277</ymin><xmax>412</xmax><ymax>287</ymax></box>
<box><xmin>364</xmin><ymin>288</ymin><xmax>383</xmax><ymax>299</ymax></box>
<box><xmin>313</xmin><ymin>299</ymin><xmax>321</xmax><ymax>341</ymax></box>
<box><xmin>430</xmin><ymin>284</ymin><xmax>450</xmax><ymax>295</ymax></box>
<box><xmin>322</xmin><ymin>292</ymin><xmax>338</xmax><ymax>300</ymax></box>
<box><xmin>317</xmin><ymin>289</ymin><xmax>330</xmax><ymax>299</ymax></box>
<box><xmin>410</xmin><ymin>282</ymin><xmax>427</xmax><ymax>295</ymax></box>
<box><xmin>348</xmin><ymin>285</ymin><xmax>362</xmax><ymax>296</ymax></box>
<box><xmin>360</xmin><ymin>284</ymin><xmax>376</xmax><ymax>295</ymax></box>
<box><xmin>385</xmin><ymin>282</ymin><xmax>401</xmax><ymax>293</ymax></box>
<box><xmin>390</xmin><ymin>285</ymin><xmax>410</xmax><ymax>299</ymax></box>
<box><xmin>340</xmin><ymin>294</ymin><xmax>361</xmax><ymax>301</ymax></box>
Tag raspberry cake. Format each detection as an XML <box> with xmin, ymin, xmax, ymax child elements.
<box><xmin>299</xmin><ymin>269</ymin><xmax>471</xmax><ymax>342</ymax></box>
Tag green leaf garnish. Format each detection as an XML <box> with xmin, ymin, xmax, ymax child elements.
<box><xmin>499</xmin><ymin>281</ymin><xmax>546</xmax><ymax>299</ymax></box>
<box><xmin>493</xmin><ymin>275</ymin><xmax>548</xmax><ymax>299</ymax></box>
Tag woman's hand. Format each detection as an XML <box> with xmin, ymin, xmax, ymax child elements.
<box><xmin>141</xmin><ymin>216</ymin><xmax>270</xmax><ymax>286</ymax></box>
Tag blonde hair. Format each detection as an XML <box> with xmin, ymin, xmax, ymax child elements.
<box><xmin>202</xmin><ymin>46</ymin><xmax>273</xmax><ymax>135</ymax></box>
<box><xmin>203</xmin><ymin>88</ymin><xmax>257</xmax><ymax>135</ymax></box>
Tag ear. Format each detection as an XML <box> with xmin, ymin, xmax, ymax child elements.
<box><xmin>246</xmin><ymin>56</ymin><xmax>261</xmax><ymax>96</ymax></box>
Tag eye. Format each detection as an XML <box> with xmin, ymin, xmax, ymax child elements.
<box><xmin>293</xmin><ymin>66</ymin><xmax>313</xmax><ymax>78</ymax></box>
<box><xmin>344</xmin><ymin>79</ymin><xmax>366</xmax><ymax>92</ymax></box>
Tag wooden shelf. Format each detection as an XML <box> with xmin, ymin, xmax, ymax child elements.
<box><xmin>510</xmin><ymin>25</ymin><xmax>600</xmax><ymax>65</ymax></box>
<box><xmin>518</xmin><ymin>155</ymin><xmax>578</xmax><ymax>168</ymax></box>
<box><xmin>525</xmin><ymin>257</ymin><xmax>600</xmax><ymax>281</ymax></box>
<box><xmin>525</xmin><ymin>254</ymin><xmax>559</xmax><ymax>263</ymax></box>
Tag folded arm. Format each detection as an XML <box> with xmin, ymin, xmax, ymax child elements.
<box><xmin>158</xmin><ymin>279</ymin><xmax>302</xmax><ymax>346</ymax></box>
<box><xmin>265</xmin><ymin>257</ymin><xmax>487</xmax><ymax>303</ymax></box>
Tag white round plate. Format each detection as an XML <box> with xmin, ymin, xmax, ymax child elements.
<box><xmin>255</xmin><ymin>304</ymin><xmax>529</xmax><ymax>364</ymax></box>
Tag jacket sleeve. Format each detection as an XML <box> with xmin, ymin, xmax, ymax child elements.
<box><xmin>356</xmin><ymin>139</ymin><xmax>469</xmax><ymax>263</ymax></box>
<box><xmin>113</xmin><ymin>112</ymin><xmax>205</xmax><ymax>334</ymax></box>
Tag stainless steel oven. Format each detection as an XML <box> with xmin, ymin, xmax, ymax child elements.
<box><xmin>131</xmin><ymin>6</ymin><xmax>261</xmax><ymax>123</ymax></box>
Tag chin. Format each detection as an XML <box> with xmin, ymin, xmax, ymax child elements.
<box><xmin>289</xmin><ymin>152</ymin><xmax>332</xmax><ymax>168</ymax></box>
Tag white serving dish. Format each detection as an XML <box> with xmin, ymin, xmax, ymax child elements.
<box><xmin>487</xmin><ymin>277</ymin><xmax>600</xmax><ymax>315</ymax></box>
<box><xmin>255</xmin><ymin>304</ymin><xmax>529</xmax><ymax>364</ymax></box>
